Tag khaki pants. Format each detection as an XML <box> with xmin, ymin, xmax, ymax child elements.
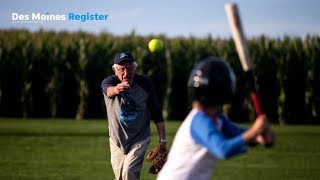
<box><xmin>109</xmin><ymin>137</ymin><xmax>151</xmax><ymax>180</ymax></box>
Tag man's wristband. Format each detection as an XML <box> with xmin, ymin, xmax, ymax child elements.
<box><xmin>159</xmin><ymin>139</ymin><xmax>167</xmax><ymax>144</ymax></box>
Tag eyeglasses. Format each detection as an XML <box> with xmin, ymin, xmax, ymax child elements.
<box><xmin>114</xmin><ymin>65</ymin><xmax>136</xmax><ymax>73</ymax></box>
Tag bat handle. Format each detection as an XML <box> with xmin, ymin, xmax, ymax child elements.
<box><xmin>247</xmin><ymin>70</ymin><xmax>263</xmax><ymax>116</ymax></box>
<box><xmin>250</xmin><ymin>92</ymin><xmax>263</xmax><ymax>116</ymax></box>
<box><xmin>251</xmin><ymin>92</ymin><xmax>274</xmax><ymax>148</ymax></box>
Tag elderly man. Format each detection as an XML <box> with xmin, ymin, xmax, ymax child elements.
<box><xmin>101</xmin><ymin>52</ymin><xmax>167</xmax><ymax>180</ymax></box>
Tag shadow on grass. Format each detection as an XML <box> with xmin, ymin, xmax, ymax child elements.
<box><xmin>0</xmin><ymin>132</ymin><xmax>107</xmax><ymax>137</ymax></box>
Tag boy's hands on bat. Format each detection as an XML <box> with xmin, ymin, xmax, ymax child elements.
<box><xmin>243</xmin><ymin>114</ymin><xmax>276</xmax><ymax>148</ymax></box>
<box><xmin>242</xmin><ymin>114</ymin><xmax>267</xmax><ymax>143</ymax></box>
<box><xmin>257</xmin><ymin>126</ymin><xmax>276</xmax><ymax>148</ymax></box>
<box><xmin>250</xmin><ymin>115</ymin><xmax>276</xmax><ymax>148</ymax></box>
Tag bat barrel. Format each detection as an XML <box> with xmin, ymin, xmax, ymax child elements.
<box><xmin>225</xmin><ymin>3</ymin><xmax>252</xmax><ymax>72</ymax></box>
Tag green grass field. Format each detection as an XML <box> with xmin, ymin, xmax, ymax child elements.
<box><xmin>0</xmin><ymin>119</ymin><xmax>319</xmax><ymax>180</ymax></box>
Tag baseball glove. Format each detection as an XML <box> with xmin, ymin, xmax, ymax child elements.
<box><xmin>147</xmin><ymin>144</ymin><xmax>168</xmax><ymax>174</ymax></box>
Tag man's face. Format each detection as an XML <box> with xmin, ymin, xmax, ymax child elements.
<box><xmin>113</xmin><ymin>62</ymin><xmax>136</xmax><ymax>85</ymax></box>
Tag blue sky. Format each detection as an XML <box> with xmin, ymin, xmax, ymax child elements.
<box><xmin>1</xmin><ymin>0</ymin><xmax>319</xmax><ymax>38</ymax></box>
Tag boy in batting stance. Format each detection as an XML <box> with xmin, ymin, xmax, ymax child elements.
<box><xmin>157</xmin><ymin>57</ymin><xmax>275</xmax><ymax>180</ymax></box>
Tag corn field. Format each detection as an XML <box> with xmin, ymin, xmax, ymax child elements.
<box><xmin>0</xmin><ymin>29</ymin><xmax>319</xmax><ymax>124</ymax></box>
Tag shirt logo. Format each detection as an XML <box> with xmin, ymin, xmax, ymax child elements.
<box><xmin>119</xmin><ymin>93</ymin><xmax>138</xmax><ymax>126</ymax></box>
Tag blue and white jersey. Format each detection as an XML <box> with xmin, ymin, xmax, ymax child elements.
<box><xmin>157</xmin><ymin>109</ymin><xmax>247</xmax><ymax>180</ymax></box>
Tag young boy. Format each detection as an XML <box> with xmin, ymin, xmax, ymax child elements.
<box><xmin>157</xmin><ymin>57</ymin><xmax>275</xmax><ymax>180</ymax></box>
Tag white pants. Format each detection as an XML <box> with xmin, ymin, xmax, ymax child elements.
<box><xmin>109</xmin><ymin>137</ymin><xmax>151</xmax><ymax>180</ymax></box>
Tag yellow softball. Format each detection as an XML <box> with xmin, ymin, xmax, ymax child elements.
<box><xmin>148</xmin><ymin>39</ymin><xmax>163</xmax><ymax>52</ymax></box>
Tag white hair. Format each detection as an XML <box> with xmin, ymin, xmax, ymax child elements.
<box><xmin>112</xmin><ymin>62</ymin><xmax>138</xmax><ymax>71</ymax></box>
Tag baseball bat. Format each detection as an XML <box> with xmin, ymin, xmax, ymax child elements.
<box><xmin>225</xmin><ymin>3</ymin><xmax>274</xmax><ymax>148</ymax></box>
<box><xmin>225</xmin><ymin>3</ymin><xmax>262</xmax><ymax>116</ymax></box>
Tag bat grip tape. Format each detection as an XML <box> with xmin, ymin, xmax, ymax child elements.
<box><xmin>251</xmin><ymin>92</ymin><xmax>263</xmax><ymax>116</ymax></box>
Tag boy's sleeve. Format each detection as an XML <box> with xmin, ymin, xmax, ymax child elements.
<box><xmin>190</xmin><ymin>113</ymin><xmax>247</xmax><ymax>159</ymax></box>
<box><xmin>218</xmin><ymin>113</ymin><xmax>246</xmax><ymax>138</ymax></box>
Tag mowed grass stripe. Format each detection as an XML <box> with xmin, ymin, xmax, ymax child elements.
<box><xmin>0</xmin><ymin>119</ymin><xmax>319</xmax><ymax>180</ymax></box>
